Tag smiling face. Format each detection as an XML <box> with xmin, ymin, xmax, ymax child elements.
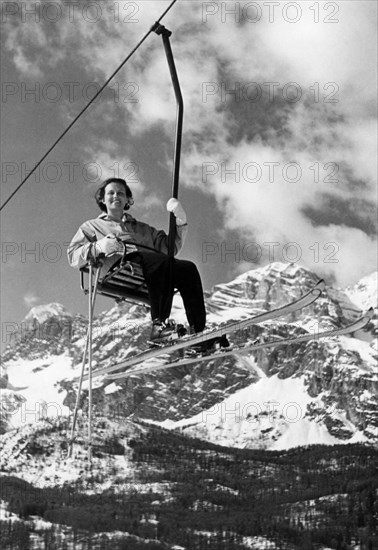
<box><xmin>102</xmin><ymin>181</ymin><xmax>128</xmax><ymax>217</ymax></box>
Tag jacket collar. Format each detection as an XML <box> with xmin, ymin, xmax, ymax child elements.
<box><xmin>98</xmin><ymin>212</ymin><xmax>136</xmax><ymax>223</ymax></box>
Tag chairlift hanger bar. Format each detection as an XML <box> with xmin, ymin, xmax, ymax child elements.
<box><xmin>0</xmin><ymin>0</ymin><xmax>180</xmax><ymax>212</ymax></box>
<box><xmin>152</xmin><ymin>22</ymin><xmax>184</xmax><ymax>257</ymax></box>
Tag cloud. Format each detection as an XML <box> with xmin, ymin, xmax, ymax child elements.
<box><xmin>4</xmin><ymin>1</ymin><xmax>377</xmax><ymax>286</ymax></box>
<box><xmin>24</xmin><ymin>292</ymin><xmax>41</xmax><ymax>309</ymax></box>
<box><xmin>179</xmin><ymin>1</ymin><xmax>377</xmax><ymax>284</ymax></box>
<box><xmin>81</xmin><ymin>138</ymin><xmax>144</xmax><ymax>191</ymax></box>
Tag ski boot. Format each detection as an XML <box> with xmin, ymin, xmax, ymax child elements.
<box><xmin>148</xmin><ymin>319</ymin><xmax>177</xmax><ymax>346</ymax></box>
<box><xmin>185</xmin><ymin>328</ymin><xmax>230</xmax><ymax>358</ymax></box>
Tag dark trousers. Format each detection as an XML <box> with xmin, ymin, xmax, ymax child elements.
<box><xmin>135</xmin><ymin>250</ymin><xmax>206</xmax><ymax>333</ymax></box>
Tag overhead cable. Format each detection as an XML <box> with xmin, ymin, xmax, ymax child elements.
<box><xmin>0</xmin><ymin>0</ymin><xmax>179</xmax><ymax>212</ymax></box>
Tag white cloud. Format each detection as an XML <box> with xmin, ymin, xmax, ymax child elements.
<box><xmin>4</xmin><ymin>1</ymin><xmax>377</xmax><ymax>286</ymax></box>
<box><xmin>24</xmin><ymin>292</ymin><xmax>41</xmax><ymax>309</ymax></box>
<box><xmin>81</xmin><ymin>140</ymin><xmax>144</xmax><ymax>192</ymax></box>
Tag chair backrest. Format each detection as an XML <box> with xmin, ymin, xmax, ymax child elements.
<box><xmin>80</xmin><ymin>258</ymin><xmax>150</xmax><ymax>306</ymax></box>
<box><xmin>80</xmin><ymin>244</ymin><xmax>180</xmax><ymax>306</ymax></box>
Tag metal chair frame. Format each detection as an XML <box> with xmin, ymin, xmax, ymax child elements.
<box><xmin>69</xmin><ymin>24</ymin><xmax>184</xmax><ymax>461</ymax></box>
<box><xmin>79</xmin><ymin>244</ymin><xmax>159</xmax><ymax>306</ymax></box>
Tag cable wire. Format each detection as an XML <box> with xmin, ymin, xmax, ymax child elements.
<box><xmin>0</xmin><ymin>0</ymin><xmax>179</xmax><ymax>212</ymax></box>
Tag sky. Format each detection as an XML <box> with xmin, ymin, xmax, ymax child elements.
<box><xmin>1</xmin><ymin>0</ymin><xmax>377</xmax><ymax>348</ymax></box>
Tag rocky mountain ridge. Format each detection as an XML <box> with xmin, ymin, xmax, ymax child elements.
<box><xmin>1</xmin><ymin>262</ymin><xmax>377</xmax><ymax>450</ymax></box>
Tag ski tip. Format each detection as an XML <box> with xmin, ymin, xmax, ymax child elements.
<box><xmin>353</xmin><ymin>308</ymin><xmax>375</xmax><ymax>332</ymax></box>
<box><xmin>315</xmin><ymin>279</ymin><xmax>326</xmax><ymax>290</ymax></box>
<box><xmin>364</xmin><ymin>307</ymin><xmax>375</xmax><ymax>320</ymax></box>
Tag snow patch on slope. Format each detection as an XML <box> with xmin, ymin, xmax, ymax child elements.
<box><xmin>338</xmin><ymin>335</ymin><xmax>377</xmax><ymax>369</ymax></box>
<box><xmin>159</xmin><ymin>374</ymin><xmax>365</xmax><ymax>450</ymax></box>
<box><xmin>2</xmin><ymin>354</ymin><xmax>72</xmax><ymax>429</ymax></box>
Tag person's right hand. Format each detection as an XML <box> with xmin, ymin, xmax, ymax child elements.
<box><xmin>95</xmin><ymin>235</ymin><xmax>123</xmax><ymax>257</ymax></box>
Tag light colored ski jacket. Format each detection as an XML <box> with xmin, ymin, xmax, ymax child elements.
<box><xmin>67</xmin><ymin>212</ymin><xmax>187</xmax><ymax>277</ymax></box>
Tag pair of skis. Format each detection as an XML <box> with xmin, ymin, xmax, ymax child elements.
<box><xmin>78</xmin><ymin>279</ymin><xmax>373</xmax><ymax>382</ymax></box>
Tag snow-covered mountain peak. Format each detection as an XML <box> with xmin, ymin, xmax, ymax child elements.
<box><xmin>1</xmin><ymin>262</ymin><xmax>377</xmax><ymax>452</ymax></box>
<box><xmin>344</xmin><ymin>271</ymin><xmax>378</xmax><ymax>312</ymax></box>
<box><xmin>2</xmin><ymin>303</ymin><xmax>75</xmax><ymax>362</ymax></box>
<box><xmin>23</xmin><ymin>303</ymin><xmax>72</xmax><ymax>325</ymax></box>
<box><xmin>220</xmin><ymin>261</ymin><xmax>318</xmax><ymax>286</ymax></box>
<box><xmin>207</xmin><ymin>262</ymin><xmax>320</xmax><ymax>316</ymax></box>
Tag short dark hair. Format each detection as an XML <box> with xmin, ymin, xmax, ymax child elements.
<box><xmin>95</xmin><ymin>178</ymin><xmax>134</xmax><ymax>212</ymax></box>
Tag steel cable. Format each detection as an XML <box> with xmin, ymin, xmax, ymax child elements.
<box><xmin>0</xmin><ymin>0</ymin><xmax>180</xmax><ymax>211</ymax></box>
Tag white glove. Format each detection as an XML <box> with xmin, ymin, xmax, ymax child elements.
<box><xmin>167</xmin><ymin>198</ymin><xmax>187</xmax><ymax>226</ymax></box>
<box><xmin>95</xmin><ymin>235</ymin><xmax>123</xmax><ymax>257</ymax></box>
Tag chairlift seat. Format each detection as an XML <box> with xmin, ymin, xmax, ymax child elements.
<box><xmin>80</xmin><ymin>254</ymin><xmax>150</xmax><ymax>306</ymax></box>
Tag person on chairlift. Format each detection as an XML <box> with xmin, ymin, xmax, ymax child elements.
<box><xmin>67</xmin><ymin>177</ymin><xmax>207</xmax><ymax>342</ymax></box>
